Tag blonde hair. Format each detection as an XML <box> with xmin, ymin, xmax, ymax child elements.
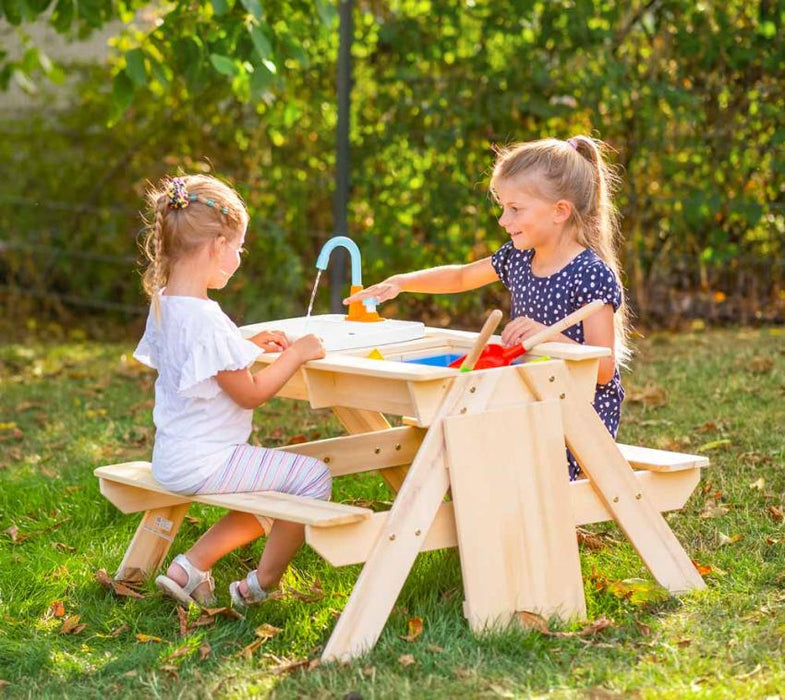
<box><xmin>141</xmin><ymin>174</ymin><xmax>249</xmax><ymax>321</ymax></box>
<box><xmin>490</xmin><ymin>136</ymin><xmax>631</xmax><ymax>365</ymax></box>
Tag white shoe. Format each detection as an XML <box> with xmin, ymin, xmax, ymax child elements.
<box><xmin>155</xmin><ymin>553</ymin><xmax>217</xmax><ymax>607</ymax></box>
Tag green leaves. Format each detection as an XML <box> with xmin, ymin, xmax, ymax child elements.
<box><xmin>209</xmin><ymin>53</ymin><xmax>236</xmax><ymax>76</ymax></box>
<box><xmin>124</xmin><ymin>49</ymin><xmax>146</xmax><ymax>87</ymax></box>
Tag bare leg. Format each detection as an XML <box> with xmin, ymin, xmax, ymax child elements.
<box><xmin>238</xmin><ymin>520</ymin><xmax>305</xmax><ymax>598</ymax></box>
<box><xmin>165</xmin><ymin>510</ymin><xmax>264</xmax><ymax>600</ymax></box>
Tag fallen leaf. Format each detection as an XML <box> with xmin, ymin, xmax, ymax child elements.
<box><xmin>166</xmin><ymin>644</ymin><xmax>192</xmax><ymax>660</ymax></box>
<box><xmin>199</xmin><ymin>643</ymin><xmax>211</xmax><ymax>661</ymax></box>
<box><xmin>398</xmin><ymin>654</ymin><xmax>416</xmax><ymax>668</ymax></box>
<box><xmin>53</xmin><ymin>542</ymin><xmax>76</xmax><ymax>552</ymax></box>
<box><xmin>95</xmin><ymin>569</ymin><xmax>145</xmax><ymax>600</ymax></box>
<box><xmin>108</xmin><ymin>624</ymin><xmax>129</xmax><ymax>637</ymax></box>
<box><xmin>202</xmin><ymin>606</ymin><xmax>243</xmax><ymax>620</ymax></box>
<box><xmin>49</xmin><ymin>601</ymin><xmax>65</xmax><ymax>619</ymax></box>
<box><xmin>400</xmin><ymin>616</ymin><xmax>424</xmax><ymax>642</ymax></box>
<box><xmin>676</xmin><ymin>638</ymin><xmax>692</xmax><ymax>647</ymax></box>
<box><xmin>159</xmin><ymin>664</ymin><xmax>179</xmax><ymax>679</ymax></box>
<box><xmin>60</xmin><ymin>615</ymin><xmax>83</xmax><ymax>635</ymax></box>
<box><xmin>697</xmin><ymin>439</ymin><xmax>732</xmax><ymax>453</ymax></box>
<box><xmin>749</xmin><ymin>477</ymin><xmax>765</xmax><ymax>490</ymax></box>
<box><xmin>577</xmin><ymin>528</ymin><xmax>606</xmax><ymax>550</ymax></box>
<box><xmin>516</xmin><ymin>611</ymin><xmax>551</xmax><ymax>634</ymax></box>
<box><xmin>177</xmin><ymin>606</ymin><xmax>188</xmax><ymax>637</ymax></box>
<box><xmin>285</xmin><ymin>579</ymin><xmax>324</xmax><ymax>603</ymax></box>
<box><xmin>695</xmin><ymin>420</ymin><xmax>719</xmax><ymax>433</ymax></box>
<box><xmin>235</xmin><ymin>639</ymin><xmax>263</xmax><ymax>659</ymax></box>
<box><xmin>626</xmin><ymin>384</ymin><xmax>668</xmax><ymax>408</ymax></box>
<box><xmin>718</xmin><ymin>532</ymin><xmax>744</xmax><ymax>546</ymax></box>
<box><xmin>362</xmin><ymin>665</ymin><xmax>375</xmax><ymax>677</ymax></box>
<box><xmin>636</xmin><ymin>621</ymin><xmax>651</xmax><ymax>636</ymax></box>
<box><xmin>691</xmin><ymin>559</ymin><xmax>726</xmax><ymax>576</ymax></box>
<box><xmin>255</xmin><ymin>623</ymin><xmax>283</xmax><ymax>641</ymax></box>
<box><xmin>699</xmin><ymin>499</ymin><xmax>729</xmax><ymax>519</ymax></box>
<box><xmin>749</xmin><ymin>356</ymin><xmax>774</xmax><ymax>374</ymax></box>
<box><xmin>287</xmin><ymin>434</ymin><xmax>308</xmax><ymax>445</ymax></box>
<box><xmin>769</xmin><ymin>506</ymin><xmax>784</xmax><ymax>522</ymax></box>
<box><xmin>135</xmin><ymin>633</ymin><xmax>164</xmax><ymax>643</ymax></box>
<box><xmin>426</xmin><ymin>644</ymin><xmax>444</xmax><ymax>653</ymax></box>
<box><xmin>3</xmin><ymin>525</ymin><xmax>19</xmax><ymax>542</ymax></box>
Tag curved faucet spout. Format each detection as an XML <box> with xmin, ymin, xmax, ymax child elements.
<box><xmin>315</xmin><ymin>236</ymin><xmax>362</xmax><ymax>287</ymax></box>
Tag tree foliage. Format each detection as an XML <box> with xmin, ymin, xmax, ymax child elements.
<box><xmin>1</xmin><ymin>0</ymin><xmax>783</xmax><ymax>326</ymax></box>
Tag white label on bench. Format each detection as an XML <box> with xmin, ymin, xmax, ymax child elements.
<box><xmin>154</xmin><ymin>516</ymin><xmax>174</xmax><ymax>533</ymax></box>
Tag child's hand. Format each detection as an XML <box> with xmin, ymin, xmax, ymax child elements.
<box><xmin>250</xmin><ymin>330</ymin><xmax>290</xmax><ymax>353</ymax></box>
<box><xmin>291</xmin><ymin>334</ymin><xmax>326</xmax><ymax>362</ymax></box>
<box><xmin>343</xmin><ymin>277</ymin><xmax>401</xmax><ymax>305</ymax></box>
<box><xmin>501</xmin><ymin>316</ymin><xmax>549</xmax><ymax>347</ymax></box>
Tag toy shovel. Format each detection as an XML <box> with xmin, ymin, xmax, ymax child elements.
<box><xmin>449</xmin><ymin>299</ymin><xmax>605</xmax><ymax>371</ymax></box>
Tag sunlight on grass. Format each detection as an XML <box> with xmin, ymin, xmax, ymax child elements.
<box><xmin>1</xmin><ymin>328</ymin><xmax>784</xmax><ymax>696</ymax></box>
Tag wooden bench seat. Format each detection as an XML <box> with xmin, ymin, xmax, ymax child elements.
<box><xmin>94</xmin><ymin>462</ymin><xmax>372</xmax><ymax>528</ymax></box>
<box><xmin>617</xmin><ymin>443</ymin><xmax>709</xmax><ymax>473</ymax></box>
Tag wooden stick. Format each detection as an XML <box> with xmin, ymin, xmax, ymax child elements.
<box><xmin>522</xmin><ymin>299</ymin><xmax>604</xmax><ymax>351</ymax></box>
<box><xmin>459</xmin><ymin>309</ymin><xmax>503</xmax><ymax>372</ymax></box>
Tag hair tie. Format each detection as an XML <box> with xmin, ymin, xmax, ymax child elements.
<box><xmin>566</xmin><ymin>138</ymin><xmax>579</xmax><ymax>150</ymax></box>
<box><xmin>166</xmin><ymin>177</ymin><xmax>190</xmax><ymax>209</ymax></box>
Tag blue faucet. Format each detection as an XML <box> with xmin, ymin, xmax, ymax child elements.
<box><xmin>315</xmin><ymin>235</ymin><xmax>382</xmax><ymax>321</ymax></box>
<box><xmin>315</xmin><ymin>235</ymin><xmax>363</xmax><ymax>287</ymax></box>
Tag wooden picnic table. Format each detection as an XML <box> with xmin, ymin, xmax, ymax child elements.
<box><xmin>96</xmin><ymin>325</ymin><xmax>708</xmax><ymax>662</ymax></box>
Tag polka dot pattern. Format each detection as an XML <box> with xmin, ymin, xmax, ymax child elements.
<box><xmin>491</xmin><ymin>243</ymin><xmax>625</xmax><ymax>480</ymax></box>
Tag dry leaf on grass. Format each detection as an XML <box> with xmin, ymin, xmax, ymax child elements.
<box><xmin>768</xmin><ymin>506</ymin><xmax>784</xmax><ymax>521</ymax></box>
<box><xmin>255</xmin><ymin>623</ymin><xmax>283</xmax><ymax>641</ymax></box>
<box><xmin>177</xmin><ymin>606</ymin><xmax>188</xmax><ymax>637</ymax></box>
<box><xmin>398</xmin><ymin>654</ymin><xmax>416</xmax><ymax>668</ymax></box>
<box><xmin>626</xmin><ymin>384</ymin><xmax>668</xmax><ymax>408</ymax></box>
<box><xmin>108</xmin><ymin>624</ymin><xmax>129</xmax><ymax>638</ymax></box>
<box><xmin>718</xmin><ymin>532</ymin><xmax>744</xmax><ymax>546</ymax></box>
<box><xmin>60</xmin><ymin>615</ymin><xmax>86</xmax><ymax>635</ymax></box>
<box><xmin>749</xmin><ymin>477</ymin><xmax>765</xmax><ymax>490</ymax></box>
<box><xmin>199</xmin><ymin>643</ymin><xmax>212</xmax><ymax>661</ymax></box>
<box><xmin>48</xmin><ymin>600</ymin><xmax>65</xmax><ymax>619</ymax></box>
<box><xmin>135</xmin><ymin>633</ymin><xmax>164</xmax><ymax>643</ymax></box>
<box><xmin>400</xmin><ymin>616</ymin><xmax>424</xmax><ymax>642</ymax></box>
<box><xmin>517</xmin><ymin>610</ymin><xmax>613</xmax><ymax>637</ymax></box>
<box><xmin>691</xmin><ymin>559</ymin><xmax>725</xmax><ymax>576</ymax></box>
<box><xmin>95</xmin><ymin>569</ymin><xmax>145</xmax><ymax>600</ymax></box>
<box><xmin>699</xmin><ymin>499</ymin><xmax>729</xmax><ymax>519</ymax></box>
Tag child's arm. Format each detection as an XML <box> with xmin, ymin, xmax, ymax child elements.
<box><xmin>343</xmin><ymin>257</ymin><xmax>498</xmax><ymax>305</ymax></box>
<box><xmin>216</xmin><ymin>335</ymin><xmax>325</xmax><ymax>409</ymax></box>
<box><xmin>501</xmin><ymin>304</ymin><xmax>617</xmax><ymax>384</ymax></box>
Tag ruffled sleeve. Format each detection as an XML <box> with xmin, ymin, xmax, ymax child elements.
<box><xmin>133</xmin><ymin>310</ymin><xmax>159</xmax><ymax>369</ymax></box>
<box><xmin>178</xmin><ymin>330</ymin><xmax>263</xmax><ymax>400</ymax></box>
<box><xmin>571</xmin><ymin>258</ymin><xmax>622</xmax><ymax>312</ymax></box>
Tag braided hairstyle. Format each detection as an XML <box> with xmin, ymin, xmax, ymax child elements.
<box><xmin>489</xmin><ymin>136</ymin><xmax>631</xmax><ymax>365</ymax></box>
<box><xmin>141</xmin><ymin>174</ymin><xmax>249</xmax><ymax>321</ymax></box>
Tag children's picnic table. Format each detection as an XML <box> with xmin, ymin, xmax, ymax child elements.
<box><xmin>96</xmin><ymin>325</ymin><xmax>708</xmax><ymax>662</ymax></box>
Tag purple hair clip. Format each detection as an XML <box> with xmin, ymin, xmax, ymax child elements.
<box><xmin>566</xmin><ymin>138</ymin><xmax>579</xmax><ymax>150</ymax></box>
<box><xmin>166</xmin><ymin>177</ymin><xmax>190</xmax><ymax>210</ymax></box>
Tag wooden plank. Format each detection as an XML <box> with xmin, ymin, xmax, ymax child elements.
<box><xmin>277</xmin><ymin>426</ymin><xmax>425</xmax><ymax>477</ymax></box>
<box><xmin>618</xmin><ymin>443</ymin><xmax>710</xmax><ymax>473</ymax></box>
<box><xmin>331</xmin><ymin>408</ymin><xmax>411</xmax><ymax>493</ymax></box>
<box><xmin>307</xmin><ymin>503</ymin><xmax>458</xmax><ymax>567</ymax></box>
<box><xmin>100</xmin><ymin>479</ymin><xmax>190</xmax><ymax>514</ymax></box>
<box><xmin>115</xmin><ymin>503</ymin><xmax>190</xmax><ymax>580</ymax></box>
<box><xmin>520</xmin><ymin>362</ymin><xmax>706</xmax><ymax>593</ymax></box>
<box><xmin>321</xmin><ymin>370</ymin><xmax>504</xmax><ymax>662</ymax></box>
<box><xmin>444</xmin><ymin>402</ymin><xmax>586</xmax><ymax>629</ymax></box>
<box><xmin>306</xmin><ymin>370</ymin><xmax>417</xmax><ymax>414</ymax></box>
<box><xmin>307</xmin><ymin>468</ymin><xmax>701</xmax><ymax>566</ymax></box>
<box><xmin>95</xmin><ymin>463</ymin><xmax>373</xmax><ymax>527</ymax></box>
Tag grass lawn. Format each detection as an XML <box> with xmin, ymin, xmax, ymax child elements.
<box><xmin>1</xmin><ymin>326</ymin><xmax>784</xmax><ymax>698</ymax></box>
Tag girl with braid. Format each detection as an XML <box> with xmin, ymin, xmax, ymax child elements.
<box><xmin>134</xmin><ymin>174</ymin><xmax>330</xmax><ymax>610</ymax></box>
<box><xmin>346</xmin><ymin>136</ymin><xmax>630</xmax><ymax>480</ymax></box>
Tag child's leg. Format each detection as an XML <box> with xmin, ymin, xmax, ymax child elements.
<box><xmin>164</xmin><ymin>510</ymin><xmax>264</xmax><ymax>599</ymax></box>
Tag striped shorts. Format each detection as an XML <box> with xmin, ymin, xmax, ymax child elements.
<box><xmin>195</xmin><ymin>444</ymin><xmax>332</xmax><ymax>533</ymax></box>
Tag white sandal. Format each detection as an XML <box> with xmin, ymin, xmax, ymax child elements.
<box><xmin>155</xmin><ymin>553</ymin><xmax>217</xmax><ymax>607</ymax></box>
<box><xmin>229</xmin><ymin>570</ymin><xmax>268</xmax><ymax>611</ymax></box>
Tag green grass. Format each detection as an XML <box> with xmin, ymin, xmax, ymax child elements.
<box><xmin>1</xmin><ymin>327</ymin><xmax>784</xmax><ymax>698</ymax></box>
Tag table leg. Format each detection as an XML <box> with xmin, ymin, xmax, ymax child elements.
<box><xmin>115</xmin><ymin>503</ymin><xmax>190</xmax><ymax>581</ymax></box>
<box><xmin>521</xmin><ymin>362</ymin><xmax>705</xmax><ymax>593</ymax></box>
<box><xmin>322</xmin><ymin>372</ymin><xmax>502</xmax><ymax>662</ymax></box>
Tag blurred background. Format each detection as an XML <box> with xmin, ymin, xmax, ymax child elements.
<box><xmin>1</xmin><ymin>0</ymin><xmax>783</xmax><ymax>340</ymax></box>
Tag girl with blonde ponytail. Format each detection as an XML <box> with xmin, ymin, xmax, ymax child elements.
<box><xmin>345</xmin><ymin>136</ymin><xmax>629</xmax><ymax>480</ymax></box>
<box><xmin>135</xmin><ymin>174</ymin><xmax>331</xmax><ymax>610</ymax></box>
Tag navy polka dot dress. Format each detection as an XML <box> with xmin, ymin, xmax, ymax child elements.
<box><xmin>491</xmin><ymin>243</ymin><xmax>625</xmax><ymax>480</ymax></box>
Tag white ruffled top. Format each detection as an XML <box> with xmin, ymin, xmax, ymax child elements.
<box><xmin>133</xmin><ymin>295</ymin><xmax>263</xmax><ymax>494</ymax></box>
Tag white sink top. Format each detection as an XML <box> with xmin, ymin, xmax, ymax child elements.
<box><xmin>240</xmin><ymin>314</ymin><xmax>425</xmax><ymax>352</ymax></box>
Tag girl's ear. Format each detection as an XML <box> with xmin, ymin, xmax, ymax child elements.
<box><xmin>553</xmin><ymin>199</ymin><xmax>572</xmax><ymax>224</ymax></box>
<box><xmin>210</xmin><ymin>235</ymin><xmax>227</xmax><ymax>258</ymax></box>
